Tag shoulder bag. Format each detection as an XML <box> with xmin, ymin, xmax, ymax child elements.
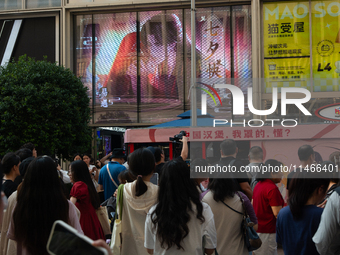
<box><xmin>110</xmin><ymin>184</ymin><xmax>124</xmax><ymax>255</ymax></box>
<box><xmin>107</xmin><ymin>164</ymin><xmax>119</xmax><ymax>188</ymax></box>
<box><xmin>96</xmin><ymin>206</ymin><xmax>111</xmax><ymax>236</ymax></box>
<box><xmin>220</xmin><ymin>192</ymin><xmax>262</xmax><ymax>252</ymax></box>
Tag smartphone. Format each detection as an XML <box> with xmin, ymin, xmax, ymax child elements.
<box><xmin>46</xmin><ymin>220</ymin><xmax>108</xmax><ymax>255</ymax></box>
<box><xmin>150</xmin><ymin>172</ymin><xmax>159</xmax><ymax>185</ymax></box>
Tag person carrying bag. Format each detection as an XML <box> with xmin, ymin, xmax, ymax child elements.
<box><xmin>111</xmin><ymin>184</ymin><xmax>124</xmax><ymax>255</ymax></box>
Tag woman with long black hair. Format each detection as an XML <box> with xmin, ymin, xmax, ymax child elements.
<box><xmin>276</xmin><ymin>169</ymin><xmax>330</xmax><ymax>255</ymax></box>
<box><xmin>8</xmin><ymin>156</ymin><xmax>82</xmax><ymax>255</ymax></box>
<box><xmin>144</xmin><ymin>159</ymin><xmax>217</xmax><ymax>255</ymax></box>
<box><xmin>69</xmin><ymin>160</ymin><xmax>105</xmax><ymax>240</ymax></box>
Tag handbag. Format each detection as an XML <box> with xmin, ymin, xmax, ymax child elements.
<box><xmin>110</xmin><ymin>184</ymin><xmax>124</xmax><ymax>255</ymax></box>
<box><xmin>220</xmin><ymin>193</ymin><xmax>262</xmax><ymax>252</ymax></box>
<box><xmin>96</xmin><ymin>206</ymin><xmax>112</xmax><ymax>236</ymax></box>
<box><xmin>236</xmin><ymin>192</ymin><xmax>262</xmax><ymax>251</ymax></box>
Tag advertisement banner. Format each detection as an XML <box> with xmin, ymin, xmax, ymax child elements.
<box><xmin>263</xmin><ymin>2</ymin><xmax>310</xmax><ymax>92</ymax></box>
<box><xmin>312</xmin><ymin>1</ymin><xmax>340</xmax><ymax>91</ymax></box>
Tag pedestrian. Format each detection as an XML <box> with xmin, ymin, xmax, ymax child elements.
<box><xmin>277</xmin><ymin>171</ymin><xmax>330</xmax><ymax>255</ymax></box>
<box><xmin>202</xmin><ymin>177</ymin><xmax>257</xmax><ymax>255</ymax></box>
<box><xmin>7</xmin><ymin>156</ymin><xmax>83</xmax><ymax>255</ymax></box>
<box><xmin>1</xmin><ymin>152</ymin><xmax>20</xmax><ymax>198</ymax></box>
<box><xmin>69</xmin><ymin>160</ymin><xmax>105</xmax><ymax>240</ymax></box>
<box><xmin>145</xmin><ymin>159</ymin><xmax>217</xmax><ymax>254</ymax></box>
<box><xmin>98</xmin><ymin>148</ymin><xmax>126</xmax><ymax>200</ymax></box>
<box><xmin>120</xmin><ymin>148</ymin><xmax>158</xmax><ymax>255</ymax></box>
<box><xmin>252</xmin><ymin>159</ymin><xmax>284</xmax><ymax>255</ymax></box>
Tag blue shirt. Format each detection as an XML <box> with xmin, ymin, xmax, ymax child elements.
<box><xmin>98</xmin><ymin>161</ymin><xmax>126</xmax><ymax>200</ymax></box>
<box><xmin>276</xmin><ymin>205</ymin><xmax>323</xmax><ymax>255</ymax></box>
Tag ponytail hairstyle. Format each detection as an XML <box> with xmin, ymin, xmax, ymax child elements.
<box><xmin>152</xmin><ymin>159</ymin><xmax>205</xmax><ymax>250</ymax></box>
<box><xmin>288</xmin><ymin>169</ymin><xmax>330</xmax><ymax>219</ymax></box>
<box><xmin>128</xmin><ymin>148</ymin><xmax>155</xmax><ymax>197</ymax></box>
<box><xmin>70</xmin><ymin>160</ymin><xmax>100</xmax><ymax>209</ymax></box>
<box><xmin>1</xmin><ymin>152</ymin><xmax>20</xmax><ymax>175</ymax></box>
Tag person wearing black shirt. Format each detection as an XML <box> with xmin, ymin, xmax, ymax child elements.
<box><xmin>1</xmin><ymin>152</ymin><xmax>21</xmax><ymax>198</ymax></box>
<box><xmin>219</xmin><ymin>139</ymin><xmax>253</xmax><ymax>200</ymax></box>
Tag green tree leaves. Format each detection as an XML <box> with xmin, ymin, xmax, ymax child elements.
<box><xmin>0</xmin><ymin>55</ymin><xmax>92</xmax><ymax>159</ymax></box>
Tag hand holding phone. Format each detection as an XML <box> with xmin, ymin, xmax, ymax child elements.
<box><xmin>47</xmin><ymin>220</ymin><xmax>108</xmax><ymax>255</ymax></box>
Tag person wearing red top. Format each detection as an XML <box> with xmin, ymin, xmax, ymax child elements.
<box><xmin>253</xmin><ymin>159</ymin><xmax>284</xmax><ymax>255</ymax></box>
<box><xmin>69</xmin><ymin>160</ymin><xmax>105</xmax><ymax>241</ymax></box>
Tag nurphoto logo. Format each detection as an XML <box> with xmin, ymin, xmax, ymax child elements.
<box><xmin>200</xmin><ymin>84</ymin><xmax>312</xmax><ymax>128</ymax></box>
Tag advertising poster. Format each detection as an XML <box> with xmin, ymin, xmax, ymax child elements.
<box><xmin>312</xmin><ymin>1</ymin><xmax>340</xmax><ymax>91</ymax></box>
<box><xmin>263</xmin><ymin>2</ymin><xmax>310</xmax><ymax>93</ymax></box>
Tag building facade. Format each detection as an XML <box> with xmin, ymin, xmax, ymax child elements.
<box><xmin>1</xmin><ymin>0</ymin><xmax>340</xmax><ymax>157</ymax></box>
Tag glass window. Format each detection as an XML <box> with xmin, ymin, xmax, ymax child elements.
<box><xmin>0</xmin><ymin>0</ymin><xmax>22</xmax><ymax>10</ymax></box>
<box><xmin>26</xmin><ymin>0</ymin><xmax>61</xmax><ymax>8</ymax></box>
<box><xmin>74</xmin><ymin>6</ymin><xmax>252</xmax><ymax>124</ymax></box>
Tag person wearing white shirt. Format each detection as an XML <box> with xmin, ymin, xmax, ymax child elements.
<box><xmin>144</xmin><ymin>159</ymin><xmax>217</xmax><ymax>255</ymax></box>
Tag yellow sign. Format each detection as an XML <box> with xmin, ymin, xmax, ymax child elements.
<box><xmin>264</xmin><ymin>2</ymin><xmax>310</xmax><ymax>58</ymax></box>
<box><xmin>263</xmin><ymin>2</ymin><xmax>310</xmax><ymax>92</ymax></box>
<box><xmin>312</xmin><ymin>1</ymin><xmax>340</xmax><ymax>92</ymax></box>
<box><xmin>264</xmin><ymin>58</ymin><xmax>310</xmax><ymax>93</ymax></box>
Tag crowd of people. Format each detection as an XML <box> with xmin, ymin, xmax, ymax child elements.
<box><xmin>0</xmin><ymin>139</ymin><xmax>339</xmax><ymax>255</ymax></box>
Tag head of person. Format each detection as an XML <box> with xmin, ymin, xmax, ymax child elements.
<box><xmin>110</xmin><ymin>148</ymin><xmax>126</xmax><ymax>165</ymax></box>
<box><xmin>298</xmin><ymin>145</ymin><xmax>315</xmax><ymax>165</ymax></box>
<box><xmin>95</xmin><ymin>160</ymin><xmax>102</xmax><ymax>169</ymax></box>
<box><xmin>83</xmin><ymin>153</ymin><xmax>92</xmax><ymax>166</ymax></box>
<box><xmin>152</xmin><ymin>159</ymin><xmax>204</xmax><ymax>250</ymax></box>
<box><xmin>248</xmin><ymin>146</ymin><xmax>263</xmax><ymax>163</ymax></box>
<box><xmin>70</xmin><ymin>160</ymin><xmax>100</xmax><ymax>209</ymax></box>
<box><xmin>190</xmin><ymin>158</ymin><xmax>209</xmax><ymax>186</ymax></box>
<box><xmin>208</xmin><ymin>178</ymin><xmax>237</xmax><ymax>202</ymax></box>
<box><xmin>73</xmin><ymin>153</ymin><xmax>83</xmax><ymax>161</ymax></box>
<box><xmin>154</xmin><ymin>147</ymin><xmax>165</xmax><ymax>163</ymax></box>
<box><xmin>288</xmin><ymin>169</ymin><xmax>330</xmax><ymax>219</ymax></box>
<box><xmin>19</xmin><ymin>156</ymin><xmax>35</xmax><ymax>178</ymax></box>
<box><xmin>256</xmin><ymin>159</ymin><xmax>283</xmax><ymax>183</ymax></box>
<box><xmin>1</xmin><ymin>152</ymin><xmax>21</xmax><ymax>177</ymax></box>
<box><xmin>118</xmin><ymin>169</ymin><xmax>136</xmax><ymax>184</ymax></box>
<box><xmin>220</xmin><ymin>139</ymin><xmax>238</xmax><ymax>157</ymax></box>
<box><xmin>15</xmin><ymin>148</ymin><xmax>33</xmax><ymax>162</ymax></box>
<box><xmin>321</xmin><ymin>160</ymin><xmax>340</xmax><ymax>185</ymax></box>
<box><xmin>13</xmin><ymin>156</ymin><xmax>69</xmax><ymax>255</ymax></box>
<box><xmin>128</xmin><ymin>148</ymin><xmax>155</xmax><ymax>196</ymax></box>
<box><xmin>20</xmin><ymin>142</ymin><xmax>37</xmax><ymax>157</ymax></box>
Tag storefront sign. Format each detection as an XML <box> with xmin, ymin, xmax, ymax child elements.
<box><xmin>263</xmin><ymin>2</ymin><xmax>310</xmax><ymax>92</ymax></box>
<box><xmin>312</xmin><ymin>1</ymin><xmax>340</xmax><ymax>92</ymax></box>
<box><xmin>315</xmin><ymin>103</ymin><xmax>340</xmax><ymax>121</ymax></box>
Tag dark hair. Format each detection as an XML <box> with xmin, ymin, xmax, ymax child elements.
<box><xmin>248</xmin><ymin>146</ymin><xmax>263</xmax><ymax>161</ymax></box>
<box><xmin>220</xmin><ymin>139</ymin><xmax>237</xmax><ymax>156</ymax></box>
<box><xmin>208</xmin><ymin>178</ymin><xmax>237</xmax><ymax>202</ymax></box>
<box><xmin>20</xmin><ymin>142</ymin><xmax>35</xmax><ymax>152</ymax></box>
<box><xmin>128</xmin><ymin>148</ymin><xmax>155</xmax><ymax>197</ymax></box>
<box><xmin>1</xmin><ymin>152</ymin><xmax>20</xmax><ymax>174</ymax></box>
<box><xmin>154</xmin><ymin>147</ymin><xmax>163</xmax><ymax>162</ymax></box>
<box><xmin>256</xmin><ymin>159</ymin><xmax>282</xmax><ymax>181</ymax></box>
<box><xmin>70</xmin><ymin>160</ymin><xmax>100</xmax><ymax>209</ymax></box>
<box><xmin>151</xmin><ymin>159</ymin><xmax>205</xmax><ymax>250</ymax></box>
<box><xmin>15</xmin><ymin>148</ymin><xmax>33</xmax><ymax>162</ymax></box>
<box><xmin>288</xmin><ymin>170</ymin><xmax>330</xmax><ymax>219</ymax></box>
<box><xmin>83</xmin><ymin>153</ymin><xmax>92</xmax><ymax>160</ymax></box>
<box><xmin>13</xmin><ymin>156</ymin><xmax>69</xmax><ymax>254</ymax></box>
<box><xmin>321</xmin><ymin>160</ymin><xmax>340</xmax><ymax>184</ymax></box>
<box><xmin>73</xmin><ymin>153</ymin><xmax>83</xmax><ymax>161</ymax></box>
<box><xmin>298</xmin><ymin>145</ymin><xmax>314</xmax><ymax>161</ymax></box>
<box><xmin>19</xmin><ymin>157</ymin><xmax>35</xmax><ymax>177</ymax></box>
<box><xmin>118</xmin><ymin>169</ymin><xmax>136</xmax><ymax>184</ymax></box>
